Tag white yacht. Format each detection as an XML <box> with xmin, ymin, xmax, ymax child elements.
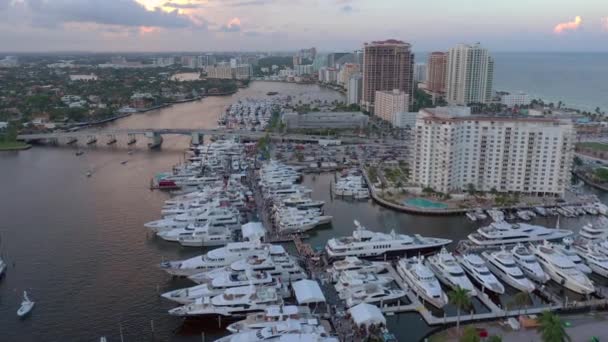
<box><xmin>425</xmin><ymin>247</ymin><xmax>477</xmax><ymax>296</ymax></box>
<box><xmin>177</xmin><ymin>223</ymin><xmax>235</xmax><ymax>247</ymax></box>
<box><xmin>468</xmin><ymin>221</ymin><xmax>573</xmax><ymax>246</ymax></box>
<box><xmin>217</xmin><ymin>321</ymin><xmax>337</xmax><ymax>342</ymax></box>
<box><xmin>334</xmin><ymin>270</ymin><xmax>394</xmax><ymax>294</ymax></box>
<box><xmin>168</xmin><ymin>285</ymin><xmax>283</xmax><ymax>317</ymax></box>
<box><xmin>156</xmin><ymin>216</ymin><xmax>239</xmax><ymax>242</ymax></box>
<box><xmin>549</xmin><ymin>242</ymin><xmax>592</xmax><ymax>274</ymax></box>
<box><xmin>227</xmin><ymin>306</ymin><xmax>313</xmax><ymax>333</ymax></box>
<box><xmin>482</xmin><ymin>249</ymin><xmax>535</xmax><ymax>292</ymax></box>
<box><xmin>17</xmin><ymin>291</ymin><xmax>35</xmax><ymax>318</ymax></box>
<box><xmin>511</xmin><ymin>244</ymin><xmax>550</xmax><ymax>283</ymax></box>
<box><xmin>161</xmin><ymin>270</ymin><xmax>275</xmax><ymax>304</ymax></box>
<box><xmin>329</xmin><ymin>257</ymin><xmax>388</xmax><ymax>279</ymax></box>
<box><xmin>325</xmin><ymin>220</ymin><xmax>451</xmax><ymax>259</ymax></box>
<box><xmin>145</xmin><ymin>203</ymin><xmax>238</xmax><ymax>232</ymax></box>
<box><xmin>397</xmin><ymin>257</ymin><xmax>448</xmax><ymax>308</ymax></box>
<box><xmin>161</xmin><ymin>243</ymin><xmax>287</xmax><ymax>277</ymax></box>
<box><xmin>578</xmin><ymin>222</ymin><xmax>608</xmax><ymax>241</ymax></box>
<box><xmin>532</xmin><ymin>244</ymin><xmax>595</xmax><ymax>294</ymax></box>
<box><xmin>595</xmin><ymin>240</ymin><xmax>608</xmax><ymax>256</ymax></box>
<box><xmin>0</xmin><ymin>257</ymin><xmax>6</xmax><ymax>277</ymax></box>
<box><xmin>344</xmin><ymin>284</ymin><xmax>405</xmax><ymax>308</ymax></box>
<box><xmin>282</xmin><ymin>196</ymin><xmax>324</xmax><ymax>210</ymax></box>
<box><xmin>189</xmin><ymin>253</ymin><xmax>306</xmax><ymax>284</ymax></box>
<box><xmin>457</xmin><ymin>254</ymin><xmax>505</xmax><ymax>294</ymax></box>
<box><xmin>572</xmin><ymin>244</ymin><xmax>608</xmax><ymax>278</ymax></box>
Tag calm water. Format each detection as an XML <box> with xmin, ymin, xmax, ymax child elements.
<box><xmin>0</xmin><ymin>81</ymin><xmax>604</xmax><ymax>341</ymax></box>
<box><xmin>417</xmin><ymin>52</ymin><xmax>608</xmax><ymax>112</ymax></box>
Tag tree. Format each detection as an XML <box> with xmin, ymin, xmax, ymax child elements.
<box><xmin>448</xmin><ymin>286</ymin><xmax>471</xmax><ymax>334</ymax></box>
<box><xmin>459</xmin><ymin>326</ymin><xmax>480</xmax><ymax>342</ymax></box>
<box><xmin>537</xmin><ymin>311</ymin><xmax>570</xmax><ymax>342</ymax></box>
<box><xmin>509</xmin><ymin>291</ymin><xmax>532</xmax><ymax>314</ymax></box>
<box><xmin>487</xmin><ymin>335</ymin><xmax>502</xmax><ymax>342</ymax></box>
<box><xmin>467</xmin><ymin>183</ymin><xmax>477</xmax><ymax>196</ymax></box>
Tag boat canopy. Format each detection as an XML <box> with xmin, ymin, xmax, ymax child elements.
<box><xmin>348</xmin><ymin>303</ymin><xmax>386</xmax><ymax>328</ymax></box>
<box><xmin>292</xmin><ymin>279</ymin><xmax>326</xmax><ymax>304</ymax></box>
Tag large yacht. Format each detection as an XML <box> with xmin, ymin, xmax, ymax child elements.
<box><xmin>161</xmin><ymin>243</ymin><xmax>287</xmax><ymax>277</ymax></box>
<box><xmin>343</xmin><ymin>284</ymin><xmax>405</xmax><ymax>308</ymax></box>
<box><xmin>329</xmin><ymin>257</ymin><xmax>388</xmax><ymax>279</ymax></box>
<box><xmin>425</xmin><ymin>247</ymin><xmax>476</xmax><ymax>296</ymax></box>
<box><xmin>468</xmin><ymin>221</ymin><xmax>573</xmax><ymax>246</ymax></box>
<box><xmin>334</xmin><ymin>270</ymin><xmax>394</xmax><ymax>294</ymax></box>
<box><xmin>456</xmin><ymin>253</ymin><xmax>505</xmax><ymax>294</ymax></box>
<box><xmin>145</xmin><ymin>204</ymin><xmax>239</xmax><ymax>232</ymax></box>
<box><xmin>227</xmin><ymin>306</ymin><xmax>313</xmax><ymax>333</ymax></box>
<box><xmin>161</xmin><ymin>270</ymin><xmax>274</xmax><ymax>304</ymax></box>
<box><xmin>216</xmin><ymin>322</ymin><xmax>337</xmax><ymax>342</ymax></box>
<box><xmin>578</xmin><ymin>221</ymin><xmax>608</xmax><ymax>241</ymax></box>
<box><xmin>531</xmin><ymin>244</ymin><xmax>595</xmax><ymax>294</ymax></box>
<box><xmin>510</xmin><ymin>244</ymin><xmax>550</xmax><ymax>283</ymax></box>
<box><xmin>188</xmin><ymin>253</ymin><xmax>306</xmax><ymax>284</ymax></box>
<box><xmin>325</xmin><ymin>220</ymin><xmax>451</xmax><ymax>259</ymax></box>
<box><xmin>177</xmin><ymin>223</ymin><xmax>236</xmax><ymax>247</ymax></box>
<box><xmin>572</xmin><ymin>244</ymin><xmax>608</xmax><ymax>278</ymax></box>
<box><xmin>482</xmin><ymin>249</ymin><xmax>535</xmax><ymax>292</ymax></box>
<box><xmin>168</xmin><ymin>285</ymin><xmax>283</xmax><ymax>317</ymax></box>
<box><xmin>397</xmin><ymin>257</ymin><xmax>448</xmax><ymax>308</ymax></box>
<box><xmin>549</xmin><ymin>242</ymin><xmax>593</xmax><ymax>274</ymax></box>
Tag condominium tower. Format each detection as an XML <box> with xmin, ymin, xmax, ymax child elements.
<box><xmin>426</xmin><ymin>52</ymin><xmax>447</xmax><ymax>94</ymax></box>
<box><xmin>362</xmin><ymin>40</ymin><xmax>414</xmax><ymax>113</ymax></box>
<box><xmin>446</xmin><ymin>43</ymin><xmax>494</xmax><ymax>105</ymax></box>
<box><xmin>412</xmin><ymin>107</ymin><xmax>574</xmax><ymax>196</ymax></box>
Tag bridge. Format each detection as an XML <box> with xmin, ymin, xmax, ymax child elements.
<box><xmin>16</xmin><ymin>128</ymin><xmax>371</xmax><ymax>148</ymax></box>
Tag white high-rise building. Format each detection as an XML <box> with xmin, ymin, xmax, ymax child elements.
<box><xmin>501</xmin><ymin>93</ymin><xmax>530</xmax><ymax>107</ymax></box>
<box><xmin>294</xmin><ymin>64</ymin><xmax>314</xmax><ymax>76</ymax></box>
<box><xmin>414</xmin><ymin>63</ymin><xmax>427</xmax><ymax>83</ymax></box>
<box><xmin>347</xmin><ymin>73</ymin><xmax>363</xmax><ymax>105</ymax></box>
<box><xmin>412</xmin><ymin>107</ymin><xmax>574</xmax><ymax>196</ymax></box>
<box><xmin>233</xmin><ymin>64</ymin><xmax>252</xmax><ymax>80</ymax></box>
<box><xmin>374</xmin><ymin>89</ymin><xmax>409</xmax><ymax>122</ymax></box>
<box><xmin>446</xmin><ymin>43</ymin><xmax>494</xmax><ymax>105</ymax></box>
<box><xmin>205</xmin><ymin>62</ymin><xmax>233</xmax><ymax>79</ymax></box>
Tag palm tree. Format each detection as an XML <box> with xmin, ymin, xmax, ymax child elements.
<box><xmin>509</xmin><ymin>291</ymin><xmax>532</xmax><ymax>314</ymax></box>
<box><xmin>459</xmin><ymin>326</ymin><xmax>480</xmax><ymax>342</ymax></box>
<box><xmin>448</xmin><ymin>286</ymin><xmax>471</xmax><ymax>334</ymax></box>
<box><xmin>537</xmin><ymin>311</ymin><xmax>571</xmax><ymax>342</ymax></box>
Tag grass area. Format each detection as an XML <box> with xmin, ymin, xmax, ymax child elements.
<box><xmin>594</xmin><ymin>168</ymin><xmax>608</xmax><ymax>182</ymax></box>
<box><xmin>577</xmin><ymin>142</ymin><xmax>608</xmax><ymax>151</ymax></box>
<box><xmin>0</xmin><ymin>141</ymin><xmax>30</xmax><ymax>150</ymax></box>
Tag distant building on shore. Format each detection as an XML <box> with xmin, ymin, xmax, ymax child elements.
<box><xmin>412</xmin><ymin>107</ymin><xmax>574</xmax><ymax>196</ymax></box>
<box><xmin>347</xmin><ymin>73</ymin><xmax>363</xmax><ymax>106</ymax></box>
<box><xmin>426</xmin><ymin>52</ymin><xmax>447</xmax><ymax>95</ymax></box>
<box><xmin>414</xmin><ymin>63</ymin><xmax>427</xmax><ymax>83</ymax></box>
<box><xmin>446</xmin><ymin>43</ymin><xmax>494</xmax><ymax>105</ymax></box>
<box><xmin>374</xmin><ymin>89</ymin><xmax>409</xmax><ymax>123</ymax></box>
<box><xmin>282</xmin><ymin>112</ymin><xmax>368</xmax><ymax>130</ymax></box>
<box><xmin>501</xmin><ymin>92</ymin><xmax>531</xmax><ymax>107</ymax></box>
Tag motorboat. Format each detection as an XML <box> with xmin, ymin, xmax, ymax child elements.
<box><xmin>227</xmin><ymin>306</ymin><xmax>313</xmax><ymax>333</ymax></box>
<box><xmin>511</xmin><ymin>244</ymin><xmax>550</xmax><ymax>283</ymax></box>
<box><xmin>425</xmin><ymin>247</ymin><xmax>476</xmax><ymax>296</ymax></box>
<box><xmin>168</xmin><ymin>285</ymin><xmax>283</xmax><ymax>317</ymax></box>
<box><xmin>17</xmin><ymin>291</ymin><xmax>35</xmax><ymax>318</ymax></box>
<box><xmin>549</xmin><ymin>242</ymin><xmax>592</xmax><ymax>274</ymax></box>
<box><xmin>572</xmin><ymin>243</ymin><xmax>608</xmax><ymax>278</ymax></box>
<box><xmin>397</xmin><ymin>257</ymin><xmax>448</xmax><ymax>308</ymax></box>
<box><xmin>531</xmin><ymin>243</ymin><xmax>595</xmax><ymax>294</ymax></box>
<box><xmin>334</xmin><ymin>270</ymin><xmax>394</xmax><ymax>294</ymax></box>
<box><xmin>482</xmin><ymin>248</ymin><xmax>535</xmax><ymax>292</ymax></box>
<box><xmin>468</xmin><ymin>221</ymin><xmax>573</xmax><ymax>246</ymax></box>
<box><xmin>329</xmin><ymin>257</ymin><xmax>388</xmax><ymax>280</ymax></box>
<box><xmin>161</xmin><ymin>242</ymin><xmax>288</xmax><ymax>277</ymax></box>
<box><xmin>456</xmin><ymin>253</ymin><xmax>505</xmax><ymax>294</ymax></box>
<box><xmin>325</xmin><ymin>220</ymin><xmax>451</xmax><ymax>259</ymax></box>
<box><xmin>343</xmin><ymin>284</ymin><xmax>405</xmax><ymax>308</ymax></box>
<box><xmin>161</xmin><ymin>270</ymin><xmax>275</xmax><ymax>304</ymax></box>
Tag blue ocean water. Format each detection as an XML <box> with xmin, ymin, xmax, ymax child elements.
<box><xmin>417</xmin><ymin>52</ymin><xmax>608</xmax><ymax>112</ymax></box>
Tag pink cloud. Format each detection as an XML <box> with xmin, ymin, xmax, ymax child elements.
<box><xmin>553</xmin><ymin>16</ymin><xmax>582</xmax><ymax>34</ymax></box>
<box><xmin>602</xmin><ymin>17</ymin><xmax>608</xmax><ymax>31</ymax></box>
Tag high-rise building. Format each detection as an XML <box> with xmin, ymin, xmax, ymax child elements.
<box><xmin>347</xmin><ymin>73</ymin><xmax>363</xmax><ymax>106</ymax></box>
<box><xmin>327</xmin><ymin>52</ymin><xmax>350</xmax><ymax>68</ymax></box>
<box><xmin>374</xmin><ymin>89</ymin><xmax>410</xmax><ymax>123</ymax></box>
<box><xmin>293</xmin><ymin>56</ymin><xmax>303</xmax><ymax>66</ymax></box>
<box><xmin>338</xmin><ymin>63</ymin><xmax>360</xmax><ymax>86</ymax></box>
<box><xmin>298</xmin><ymin>47</ymin><xmax>317</xmax><ymax>60</ymax></box>
<box><xmin>446</xmin><ymin>43</ymin><xmax>494</xmax><ymax>105</ymax></box>
<box><xmin>294</xmin><ymin>64</ymin><xmax>314</xmax><ymax>76</ymax></box>
<box><xmin>426</xmin><ymin>52</ymin><xmax>447</xmax><ymax>94</ymax></box>
<box><xmin>205</xmin><ymin>62</ymin><xmax>233</xmax><ymax>79</ymax></box>
<box><xmin>414</xmin><ymin>63</ymin><xmax>427</xmax><ymax>83</ymax></box>
<box><xmin>234</xmin><ymin>64</ymin><xmax>252</xmax><ymax>80</ymax></box>
<box><xmin>318</xmin><ymin>67</ymin><xmax>338</xmax><ymax>84</ymax></box>
<box><xmin>412</xmin><ymin>107</ymin><xmax>574</xmax><ymax>196</ymax></box>
<box><xmin>362</xmin><ymin>40</ymin><xmax>414</xmax><ymax>113</ymax></box>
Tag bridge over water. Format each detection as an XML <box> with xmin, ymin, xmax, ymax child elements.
<box><xmin>17</xmin><ymin>128</ymin><xmax>366</xmax><ymax>148</ymax></box>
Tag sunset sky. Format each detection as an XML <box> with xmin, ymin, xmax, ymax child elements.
<box><xmin>0</xmin><ymin>0</ymin><xmax>607</xmax><ymax>52</ymax></box>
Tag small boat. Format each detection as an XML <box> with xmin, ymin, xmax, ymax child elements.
<box><xmin>0</xmin><ymin>257</ymin><xmax>6</xmax><ymax>277</ymax></box>
<box><xmin>86</xmin><ymin>171</ymin><xmax>92</xmax><ymax>177</ymax></box>
<box><xmin>121</xmin><ymin>160</ymin><xmax>128</xmax><ymax>165</ymax></box>
<box><xmin>17</xmin><ymin>291</ymin><xmax>35</xmax><ymax>318</ymax></box>
<box><xmin>75</xmin><ymin>150</ymin><xmax>84</xmax><ymax>156</ymax></box>
<box><xmin>127</xmin><ymin>150</ymin><xmax>134</xmax><ymax>155</ymax></box>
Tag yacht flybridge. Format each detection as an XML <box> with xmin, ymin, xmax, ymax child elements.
<box><xmin>397</xmin><ymin>257</ymin><xmax>448</xmax><ymax>308</ymax></box>
<box><xmin>457</xmin><ymin>253</ymin><xmax>505</xmax><ymax>294</ymax></box>
<box><xmin>425</xmin><ymin>247</ymin><xmax>476</xmax><ymax>296</ymax></box>
<box><xmin>511</xmin><ymin>243</ymin><xmax>550</xmax><ymax>283</ymax></box>
<box><xmin>531</xmin><ymin>243</ymin><xmax>595</xmax><ymax>294</ymax></box>
<box><xmin>325</xmin><ymin>220</ymin><xmax>451</xmax><ymax>259</ymax></box>
<box><xmin>226</xmin><ymin>305</ymin><xmax>314</xmax><ymax>333</ymax></box>
<box><xmin>482</xmin><ymin>248</ymin><xmax>535</xmax><ymax>292</ymax></box>
<box><xmin>468</xmin><ymin>221</ymin><xmax>573</xmax><ymax>246</ymax></box>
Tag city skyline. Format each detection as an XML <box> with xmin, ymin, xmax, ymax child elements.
<box><xmin>0</xmin><ymin>0</ymin><xmax>607</xmax><ymax>52</ymax></box>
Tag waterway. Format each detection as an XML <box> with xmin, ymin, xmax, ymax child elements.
<box><xmin>0</xmin><ymin>81</ymin><xmax>605</xmax><ymax>341</ymax></box>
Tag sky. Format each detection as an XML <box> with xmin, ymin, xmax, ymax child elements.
<box><xmin>0</xmin><ymin>0</ymin><xmax>607</xmax><ymax>52</ymax></box>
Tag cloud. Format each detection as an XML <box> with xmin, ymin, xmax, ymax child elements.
<box><xmin>220</xmin><ymin>17</ymin><xmax>241</xmax><ymax>32</ymax></box>
<box><xmin>25</xmin><ymin>0</ymin><xmax>200</xmax><ymax>29</ymax></box>
<box><xmin>162</xmin><ymin>1</ymin><xmax>202</xmax><ymax>9</ymax></box>
<box><xmin>553</xmin><ymin>16</ymin><xmax>582</xmax><ymax>34</ymax></box>
<box><xmin>602</xmin><ymin>17</ymin><xmax>608</xmax><ymax>31</ymax></box>
<box><xmin>222</xmin><ymin>0</ymin><xmax>275</xmax><ymax>6</ymax></box>
<box><xmin>341</xmin><ymin>5</ymin><xmax>354</xmax><ymax>13</ymax></box>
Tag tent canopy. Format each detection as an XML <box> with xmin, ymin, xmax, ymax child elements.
<box><xmin>292</xmin><ymin>279</ymin><xmax>326</xmax><ymax>304</ymax></box>
<box><xmin>241</xmin><ymin>222</ymin><xmax>266</xmax><ymax>241</ymax></box>
<box><xmin>349</xmin><ymin>303</ymin><xmax>386</xmax><ymax>328</ymax></box>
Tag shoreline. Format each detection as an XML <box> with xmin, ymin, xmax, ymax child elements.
<box><xmin>0</xmin><ymin>143</ymin><xmax>31</xmax><ymax>151</ymax></box>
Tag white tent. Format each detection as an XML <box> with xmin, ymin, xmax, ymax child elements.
<box><xmin>241</xmin><ymin>222</ymin><xmax>266</xmax><ymax>241</ymax></box>
<box><xmin>292</xmin><ymin>279</ymin><xmax>326</xmax><ymax>304</ymax></box>
<box><xmin>348</xmin><ymin>303</ymin><xmax>386</xmax><ymax>328</ymax></box>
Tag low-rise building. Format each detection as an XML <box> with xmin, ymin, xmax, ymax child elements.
<box><xmin>374</xmin><ymin>89</ymin><xmax>410</xmax><ymax>122</ymax></box>
<box><xmin>392</xmin><ymin>111</ymin><xmax>418</xmax><ymax>129</ymax></box>
<box><xmin>501</xmin><ymin>92</ymin><xmax>530</xmax><ymax>107</ymax></box>
<box><xmin>205</xmin><ymin>63</ymin><xmax>233</xmax><ymax>79</ymax></box>
<box><xmin>282</xmin><ymin>112</ymin><xmax>369</xmax><ymax>130</ymax></box>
